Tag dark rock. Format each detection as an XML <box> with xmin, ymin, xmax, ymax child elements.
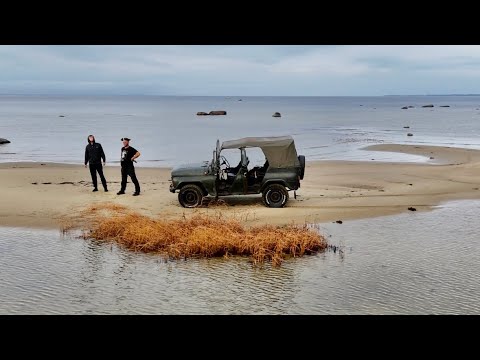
<box><xmin>0</xmin><ymin>138</ymin><xmax>11</xmax><ymax>144</ymax></box>
<box><xmin>401</xmin><ymin>106</ymin><xmax>409</xmax><ymax>109</ymax></box>
<box><xmin>429</xmin><ymin>156</ymin><xmax>434</xmax><ymax>159</ymax></box>
<box><xmin>422</xmin><ymin>104</ymin><xmax>434</xmax><ymax>108</ymax></box>
<box><xmin>238</xmin><ymin>99</ymin><xmax>242</xmax><ymax>101</ymax></box>
<box><xmin>31</xmin><ymin>182</ymin><xmax>38</xmax><ymax>185</ymax></box>
<box><xmin>407</xmin><ymin>133</ymin><xmax>413</xmax><ymax>136</ymax></box>
<box><xmin>272</xmin><ymin>112</ymin><xmax>281</xmax><ymax>117</ymax></box>
<box><xmin>408</xmin><ymin>207</ymin><xmax>417</xmax><ymax>211</ymax></box>
<box><xmin>335</xmin><ymin>220</ymin><xmax>343</xmax><ymax>224</ymax></box>
<box><xmin>408</xmin><ymin>183</ymin><xmax>413</xmax><ymax>186</ymax></box>
<box><xmin>198</xmin><ymin>110</ymin><xmax>227</xmax><ymax>115</ymax></box>
<box><xmin>209</xmin><ymin>110</ymin><xmax>227</xmax><ymax>115</ymax></box>
<box><xmin>403</xmin><ymin>126</ymin><xmax>410</xmax><ymax>128</ymax></box>
<box><xmin>59</xmin><ymin>115</ymin><xmax>65</xmax><ymax>117</ymax></box>
<box><xmin>408</xmin><ymin>106</ymin><xmax>414</xmax><ymax>108</ymax></box>
<box><xmin>439</xmin><ymin>105</ymin><xmax>450</xmax><ymax>107</ymax></box>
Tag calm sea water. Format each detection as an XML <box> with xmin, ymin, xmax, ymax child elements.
<box><xmin>2</xmin><ymin>95</ymin><xmax>480</xmax><ymax>166</ymax></box>
<box><xmin>1</xmin><ymin>199</ymin><xmax>479</xmax><ymax>314</ymax></box>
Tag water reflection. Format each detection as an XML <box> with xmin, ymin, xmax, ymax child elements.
<box><xmin>1</xmin><ymin>199</ymin><xmax>480</xmax><ymax>314</ymax></box>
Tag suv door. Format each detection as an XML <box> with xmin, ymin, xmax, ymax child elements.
<box><xmin>229</xmin><ymin>148</ymin><xmax>249</xmax><ymax>194</ymax></box>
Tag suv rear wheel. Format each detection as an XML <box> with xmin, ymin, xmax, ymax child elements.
<box><xmin>262</xmin><ymin>184</ymin><xmax>289</xmax><ymax>208</ymax></box>
<box><xmin>178</xmin><ymin>184</ymin><xmax>204</xmax><ymax>208</ymax></box>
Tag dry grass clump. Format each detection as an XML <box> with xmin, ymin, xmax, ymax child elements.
<box><xmin>59</xmin><ymin>218</ymin><xmax>77</xmax><ymax>234</ymax></box>
<box><xmin>205</xmin><ymin>198</ymin><xmax>229</xmax><ymax>208</ymax></box>
<box><xmin>59</xmin><ymin>203</ymin><xmax>130</xmax><ymax>234</ymax></box>
<box><xmin>78</xmin><ymin>202</ymin><xmax>327</xmax><ymax>266</ymax></box>
<box><xmin>81</xmin><ymin>203</ymin><xmax>129</xmax><ymax>215</ymax></box>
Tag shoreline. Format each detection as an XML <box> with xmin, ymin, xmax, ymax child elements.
<box><xmin>2</xmin><ymin>143</ymin><xmax>480</xmax><ymax>230</ymax></box>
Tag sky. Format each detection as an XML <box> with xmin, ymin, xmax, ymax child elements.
<box><xmin>1</xmin><ymin>45</ymin><xmax>480</xmax><ymax>96</ymax></box>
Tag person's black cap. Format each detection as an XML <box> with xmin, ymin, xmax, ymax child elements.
<box><xmin>121</xmin><ymin>137</ymin><xmax>131</xmax><ymax>141</ymax></box>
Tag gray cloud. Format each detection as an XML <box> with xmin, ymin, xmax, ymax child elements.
<box><xmin>1</xmin><ymin>45</ymin><xmax>480</xmax><ymax>95</ymax></box>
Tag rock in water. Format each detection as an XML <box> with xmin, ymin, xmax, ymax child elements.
<box><xmin>272</xmin><ymin>112</ymin><xmax>281</xmax><ymax>117</ymax></box>
<box><xmin>422</xmin><ymin>104</ymin><xmax>434</xmax><ymax>108</ymax></box>
<box><xmin>407</xmin><ymin>133</ymin><xmax>413</xmax><ymax>136</ymax></box>
<box><xmin>401</xmin><ymin>106</ymin><xmax>408</xmax><ymax>109</ymax></box>
<box><xmin>196</xmin><ymin>112</ymin><xmax>209</xmax><ymax>116</ymax></box>
<box><xmin>0</xmin><ymin>138</ymin><xmax>10</xmax><ymax>144</ymax></box>
<box><xmin>209</xmin><ymin>110</ymin><xmax>227</xmax><ymax>115</ymax></box>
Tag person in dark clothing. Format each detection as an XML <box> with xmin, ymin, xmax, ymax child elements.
<box><xmin>84</xmin><ymin>135</ymin><xmax>108</xmax><ymax>192</ymax></box>
<box><xmin>117</xmin><ymin>137</ymin><xmax>141</xmax><ymax>196</ymax></box>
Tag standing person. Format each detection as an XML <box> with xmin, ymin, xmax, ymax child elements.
<box><xmin>117</xmin><ymin>137</ymin><xmax>141</xmax><ymax>196</ymax></box>
<box><xmin>84</xmin><ymin>134</ymin><xmax>108</xmax><ymax>192</ymax></box>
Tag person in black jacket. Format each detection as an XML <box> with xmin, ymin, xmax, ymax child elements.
<box><xmin>84</xmin><ymin>134</ymin><xmax>108</xmax><ymax>192</ymax></box>
<box><xmin>117</xmin><ymin>137</ymin><xmax>141</xmax><ymax>196</ymax></box>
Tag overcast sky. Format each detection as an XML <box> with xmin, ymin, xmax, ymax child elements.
<box><xmin>1</xmin><ymin>45</ymin><xmax>480</xmax><ymax>96</ymax></box>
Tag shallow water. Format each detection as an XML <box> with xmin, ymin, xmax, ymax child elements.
<box><xmin>1</xmin><ymin>199</ymin><xmax>479</xmax><ymax>314</ymax></box>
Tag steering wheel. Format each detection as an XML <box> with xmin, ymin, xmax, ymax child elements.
<box><xmin>220</xmin><ymin>155</ymin><xmax>230</xmax><ymax>168</ymax></box>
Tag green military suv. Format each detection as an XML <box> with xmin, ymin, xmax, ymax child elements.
<box><xmin>169</xmin><ymin>136</ymin><xmax>305</xmax><ymax>208</ymax></box>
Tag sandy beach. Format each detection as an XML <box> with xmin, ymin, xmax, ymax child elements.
<box><xmin>2</xmin><ymin>144</ymin><xmax>480</xmax><ymax>230</ymax></box>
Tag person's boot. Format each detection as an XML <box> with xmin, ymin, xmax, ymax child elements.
<box><xmin>132</xmin><ymin>191</ymin><xmax>140</xmax><ymax>196</ymax></box>
<box><xmin>117</xmin><ymin>190</ymin><xmax>125</xmax><ymax>195</ymax></box>
<box><xmin>104</xmin><ymin>187</ymin><xmax>108</xmax><ymax>192</ymax></box>
<box><xmin>92</xmin><ymin>188</ymin><xmax>98</xmax><ymax>192</ymax></box>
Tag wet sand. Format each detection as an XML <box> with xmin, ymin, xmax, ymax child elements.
<box><xmin>2</xmin><ymin>144</ymin><xmax>480</xmax><ymax>229</ymax></box>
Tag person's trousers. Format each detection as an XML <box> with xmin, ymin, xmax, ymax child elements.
<box><xmin>89</xmin><ymin>163</ymin><xmax>108</xmax><ymax>190</ymax></box>
<box><xmin>121</xmin><ymin>166</ymin><xmax>140</xmax><ymax>193</ymax></box>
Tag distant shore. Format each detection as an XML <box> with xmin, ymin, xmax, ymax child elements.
<box><xmin>2</xmin><ymin>143</ymin><xmax>480</xmax><ymax>230</ymax></box>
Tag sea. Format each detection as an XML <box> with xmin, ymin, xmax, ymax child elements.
<box><xmin>2</xmin><ymin>95</ymin><xmax>480</xmax><ymax>166</ymax></box>
<box><xmin>1</xmin><ymin>95</ymin><xmax>480</xmax><ymax>314</ymax></box>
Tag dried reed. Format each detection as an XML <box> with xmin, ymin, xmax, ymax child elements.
<box><xmin>77</xmin><ymin>202</ymin><xmax>327</xmax><ymax>266</ymax></box>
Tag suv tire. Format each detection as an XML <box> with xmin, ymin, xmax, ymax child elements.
<box><xmin>298</xmin><ymin>155</ymin><xmax>305</xmax><ymax>180</ymax></box>
<box><xmin>178</xmin><ymin>184</ymin><xmax>204</xmax><ymax>208</ymax></box>
<box><xmin>262</xmin><ymin>184</ymin><xmax>289</xmax><ymax>208</ymax></box>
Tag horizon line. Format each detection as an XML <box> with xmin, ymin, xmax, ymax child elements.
<box><xmin>1</xmin><ymin>93</ymin><xmax>480</xmax><ymax>97</ymax></box>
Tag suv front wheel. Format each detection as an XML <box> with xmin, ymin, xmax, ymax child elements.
<box><xmin>262</xmin><ymin>184</ymin><xmax>289</xmax><ymax>208</ymax></box>
<box><xmin>178</xmin><ymin>184</ymin><xmax>204</xmax><ymax>208</ymax></box>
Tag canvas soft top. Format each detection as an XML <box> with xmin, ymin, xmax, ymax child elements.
<box><xmin>221</xmin><ymin>136</ymin><xmax>300</xmax><ymax>167</ymax></box>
